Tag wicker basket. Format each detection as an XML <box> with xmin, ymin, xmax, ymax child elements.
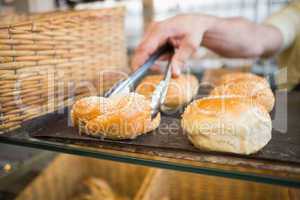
<box><xmin>0</xmin><ymin>7</ymin><xmax>128</xmax><ymax>133</ymax></box>
<box><xmin>135</xmin><ymin>169</ymin><xmax>292</xmax><ymax>200</ymax></box>
<box><xmin>16</xmin><ymin>154</ymin><xmax>298</xmax><ymax>200</ymax></box>
<box><xmin>16</xmin><ymin>154</ymin><xmax>150</xmax><ymax>200</ymax></box>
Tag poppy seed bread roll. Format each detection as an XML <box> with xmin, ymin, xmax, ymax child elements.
<box><xmin>71</xmin><ymin>93</ymin><xmax>160</xmax><ymax>139</ymax></box>
<box><xmin>136</xmin><ymin>74</ymin><xmax>199</xmax><ymax>109</ymax></box>
<box><xmin>181</xmin><ymin>96</ymin><xmax>272</xmax><ymax>155</ymax></box>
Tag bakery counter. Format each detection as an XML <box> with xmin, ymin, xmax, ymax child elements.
<box><xmin>0</xmin><ymin>90</ymin><xmax>299</xmax><ymax>188</ymax></box>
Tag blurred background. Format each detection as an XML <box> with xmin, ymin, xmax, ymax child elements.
<box><xmin>0</xmin><ymin>0</ymin><xmax>289</xmax><ymax>48</ymax></box>
<box><xmin>1</xmin><ymin>0</ymin><xmax>289</xmax><ymax>82</ymax></box>
<box><xmin>0</xmin><ymin>0</ymin><xmax>290</xmax><ymax>75</ymax></box>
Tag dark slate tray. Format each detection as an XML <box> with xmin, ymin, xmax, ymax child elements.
<box><xmin>28</xmin><ymin>90</ymin><xmax>300</xmax><ymax>165</ymax></box>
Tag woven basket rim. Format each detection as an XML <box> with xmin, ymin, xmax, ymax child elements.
<box><xmin>0</xmin><ymin>6</ymin><xmax>126</xmax><ymax>29</ymax></box>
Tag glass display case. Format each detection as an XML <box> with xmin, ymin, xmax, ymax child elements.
<box><xmin>0</xmin><ymin>0</ymin><xmax>300</xmax><ymax>199</ymax></box>
<box><xmin>0</xmin><ymin>90</ymin><xmax>299</xmax><ymax>188</ymax></box>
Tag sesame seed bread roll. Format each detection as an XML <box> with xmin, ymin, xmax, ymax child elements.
<box><xmin>71</xmin><ymin>93</ymin><xmax>160</xmax><ymax>140</ymax></box>
<box><xmin>71</xmin><ymin>96</ymin><xmax>111</xmax><ymax>126</ymax></box>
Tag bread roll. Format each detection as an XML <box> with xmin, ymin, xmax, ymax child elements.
<box><xmin>136</xmin><ymin>74</ymin><xmax>199</xmax><ymax>109</ymax></box>
<box><xmin>71</xmin><ymin>93</ymin><xmax>160</xmax><ymax>139</ymax></box>
<box><xmin>218</xmin><ymin>72</ymin><xmax>270</xmax><ymax>88</ymax></box>
<box><xmin>181</xmin><ymin>96</ymin><xmax>272</xmax><ymax>155</ymax></box>
<box><xmin>71</xmin><ymin>96</ymin><xmax>112</xmax><ymax>126</ymax></box>
<box><xmin>210</xmin><ymin>74</ymin><xmax>274</xmax><ymax>112</ymax></box>
<box><xmin>74</xmin><ymin>178</ymin><xmax>115</xmax><ymax>200</ymax></box>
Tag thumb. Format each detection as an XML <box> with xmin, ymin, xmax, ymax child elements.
<box><xmin>171</xmin><ymin>36</ymin><xmax>200</xmax><ymax>77</ymax></box>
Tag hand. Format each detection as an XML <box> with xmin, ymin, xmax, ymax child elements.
<box><xmin>132</xmin><ymin>15</ymin><xmax>283</xmax><ymax>77</ymax></box>
<box><xmin>132</xmin><ymin>14</ymin><xmax>218</xmax><ymax>77</ymax></box>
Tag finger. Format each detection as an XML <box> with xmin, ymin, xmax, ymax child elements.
<box><xmin>171</xmin><ymin>64</ymin><xmax>181</xmax><ymax>78</ymax></box>
<box><xmin>132</xmin><ymin>36</ymin><xmax>167</xmax><ymax>71</ymax></box>
<box><xmin>158</xmin><ymin>53</ymin><xmax>172</xmax><ymax>61</ymax></box>
<box><xmin>151</xmin><ymin>64</ymin><xmax>163</xmax><ymax>73</ymax></box>
<box><xmin>169</xmin><ymin>36</ymin><xmax>183</xmax><ymax>48</ymax></box>
<box><xmin>171</xmin><ymin>37</ymin><xmax>199</xmax><ymax>77</ymax></box>
<box><xmin>131</xmin><ymin>24</ymin><xmax>157</xmax><ymax>71</ymax></box>
<box><xmin>141</xmin><ymin>22</ymin><xmax>158</xmax><ymax>42</ymax></box>
<box><xmin>131</xmin><ymin>50</ymin><xmax>150</xmax><ymax>72</ymax></box>
<box><xmin>132</xmin><ymin>51</ymin><xmax>170</xmax><ymax>71</ymax></box>
<box><xmin>131</xmin><ymin>22</ymin><xmax>178</xmax><ymax>71</ymax></box>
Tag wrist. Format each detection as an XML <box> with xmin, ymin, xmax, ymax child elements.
<box><xmin>197</xmin><ymin>15</ymin><xmax>220</xmax><ymax>32</ymax></box>
<box><xmin>259</xmin><ymin>24</ymin><xmax>284</xmax><ymax>57</ymax></box>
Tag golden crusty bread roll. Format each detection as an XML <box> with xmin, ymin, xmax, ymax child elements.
<box><xmin>218</xmin><ymin>72</ymin><xmax>270</xmax><ymax>88</ymax></box>
<box><xmin>74</xmin><ymin>177</ymin><xmax>129</xmax><ymax>200</ymax></box>
<box><xmin>75</xmin><ymin>178</ymin><xmax>115</xmax><ymax>200</ymax></box>
<box><xmin>181</xmin><ymin>96</ymin><xmax>272</xmax><ymax>155</ymax></box>
<box><xmin>136</xmin><ymin>74</ymin><xmax>199</xmax><ymax>109</ymax></box>
<box><xmin>71</xmin><ymin>96</ymin><xmax>111</xmax><ymax>127</ymax></box>
<box><xmin>71</xmin><ymin>93</ymin><xmax>160</xmax><ymax>139</ymax></box>
<box><xmin>210</xmin><ymin>73</ymin><xmax>275</xmax><ymax>112</ymax></box>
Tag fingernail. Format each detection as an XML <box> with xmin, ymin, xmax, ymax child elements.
<box><xmin>172</xmin><ymin>64</ymin><xmax>181</xmax><ymax>77</ymax></box>
<box><xmin>174</xmin><ymin>67</ymin><xmax>181</xmax><ymax>75</ymax></box>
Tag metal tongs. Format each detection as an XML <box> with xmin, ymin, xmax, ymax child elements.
<box><xmin>104</xmin><ymin>43</ymin><xmax>174</xmax><ymax>119</ymax></box>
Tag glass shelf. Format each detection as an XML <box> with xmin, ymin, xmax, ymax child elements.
<box><xmin>0</xmin><ymin>91</ymin><xmax>300</xmax><ymax>188</ymax></box>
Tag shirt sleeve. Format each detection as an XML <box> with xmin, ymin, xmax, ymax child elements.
<box><xmin>264</xmin><ymin>2</ymin><xmax>300</xmax><ymax>52</ymax></box>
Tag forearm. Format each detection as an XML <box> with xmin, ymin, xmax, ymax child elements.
<box><xmin>132</xmin><ymin>13</ymin><xmax>285</xmax><ymax>75</ymax></box>
<box><xmin>202</xmin><ymin>17</ymin><xmax>283</xmax><ymax>58</ymax></box>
